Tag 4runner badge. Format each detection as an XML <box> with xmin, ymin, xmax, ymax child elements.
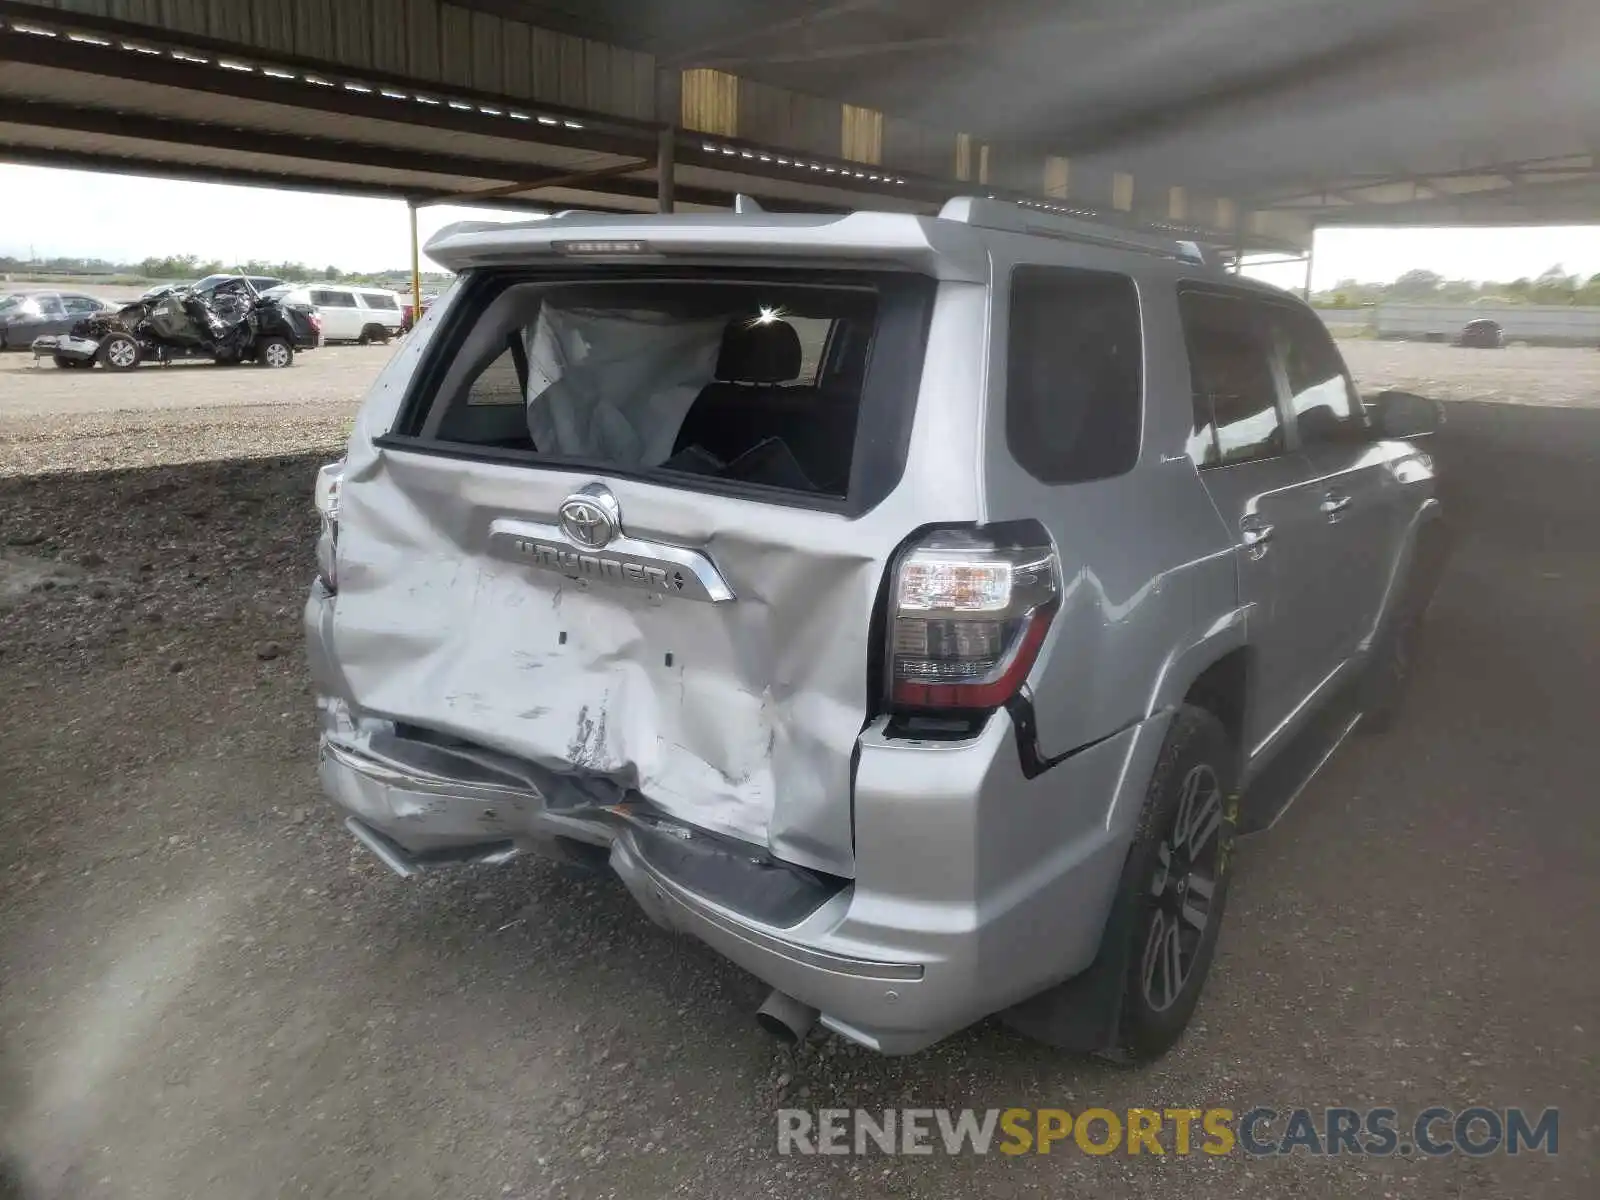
<box><xmin>486</xmin><ymin>514</ymin><xmax>736</xmax><ymax>605</ymax></box>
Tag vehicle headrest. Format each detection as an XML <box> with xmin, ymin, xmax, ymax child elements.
<box><xmin>715</xmin><ymin>317</ymin><xmax>801</xmax><ymax>383</ymax></box>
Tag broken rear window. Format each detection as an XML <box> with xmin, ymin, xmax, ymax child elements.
<box><xmin>386</xmin><ymin>270</ymin><xmax>933</xmax><ymax>509</ymax></box>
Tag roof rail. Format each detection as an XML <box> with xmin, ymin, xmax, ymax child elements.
<box><xmin>937</xmin><ymin>196</ymin><xmax>1213</xmax><ymax>266</ymax></box>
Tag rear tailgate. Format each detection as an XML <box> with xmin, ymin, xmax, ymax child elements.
<box><xmin>321</xmin><ymin>233</ymin><xmax>987</xmax><ymax>876</ymax></box>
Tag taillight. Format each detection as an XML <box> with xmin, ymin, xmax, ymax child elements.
<box><xmin>314</xmin><ymin>459</ymin><xmax>345</xmax><ymax>592</ymax></box>
<box><xmin>886</xmin><ymin>522</ymin><xmax>1060</xmax><ymax>711</ymax></box>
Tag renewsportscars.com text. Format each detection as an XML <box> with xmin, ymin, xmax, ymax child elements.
<box><xmin>777</xmin><ymin>1106</ymin><xmax>1559</xmax><ymax>1157</ymax></box>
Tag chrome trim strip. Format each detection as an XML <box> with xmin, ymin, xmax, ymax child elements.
<box><xmin>487</xmin><ymin>518</ymin><xmax>734</xmax><ymax>603</ymax></box>
<box><xmin>1261</xmin><ymin>712</ymin><xmax>1363</xmax><ymax>833</ymax></box>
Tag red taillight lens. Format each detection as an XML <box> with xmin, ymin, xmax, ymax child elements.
<box><xmin>886</xmin><ymin>524</ymin><xmax>1059</xmax><ymax>711</ymax></box>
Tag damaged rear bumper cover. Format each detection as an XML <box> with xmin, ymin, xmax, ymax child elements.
<box><xmin>316</xmin><ymin>690</ymin><xmax>1162</xmax><ymax>1056</ymax></box>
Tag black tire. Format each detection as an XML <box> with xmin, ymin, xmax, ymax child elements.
<box><xmin>53</xmin><ymin>355</ymin><xmax>90</xmax><ymax>369</ymax></box>
<box><xmin>358</xmin><ymin>323</ymin><xmax>387</xmax><ymax>346</ymax></box>
<box><xmin>1112</xmin><ymin>706</ymin><xmax>1239</xmax><ymax>1062</ymax></box>
<box><xmin>98</xmin><ymin>333</ymin><xmax>141</xmax><ymax>371</ymax></box>
<box><xmin>256</xmin><ymin>336</ymin><xmax>294</xmax><ymax>368</ymax></box>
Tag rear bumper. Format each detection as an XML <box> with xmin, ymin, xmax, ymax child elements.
<box><xmin>315</xmin><ymin>708</ymin><xmax>1162</xmax><ymax>1054</ymax></box>
<box><xmin>32</xmin><ymin>335</ymin><xmax>97</xmax><ymax>360</ymax></box>
<box><xmin>307</xmin><ymin>592</ymin><xmax>1167</xmax><ymax>1054</ymax></box>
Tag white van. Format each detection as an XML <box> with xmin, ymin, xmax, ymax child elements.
<box><xmin>264</xmin><ymin>284</ymin><xmax>405</xmax><ymax>344</ymax></box>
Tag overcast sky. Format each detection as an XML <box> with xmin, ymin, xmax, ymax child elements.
<box><xmin>6</xmin><ymin>163</ymin><xmax>1600</xmax><ymax>287</ymax></box>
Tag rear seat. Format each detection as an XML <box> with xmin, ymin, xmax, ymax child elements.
<box><xmin>673</xmin><ymin>318</ymin><xmax>856</xmax><ymax>494</ymax></box>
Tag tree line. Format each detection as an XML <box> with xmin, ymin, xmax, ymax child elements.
<box><xmin>1</xmin><ymin>252</ymin><xmax>450</xmax><ymax>287</ymax></box>
<box><xmin>1318</xmin><ymin>266</ymin><xmax>1600</xmax><ymax>308</ymax></box>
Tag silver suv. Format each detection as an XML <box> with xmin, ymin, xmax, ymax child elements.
<box><xmin>305</xmin><ymin>198</ymin><xmax>1447</xmax><ymax>1059</ymax></box>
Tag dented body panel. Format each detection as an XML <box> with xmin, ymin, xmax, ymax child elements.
<box><xmin>305</xmin><ymin>203</ymin><xmax>1442</xmax><ymax>1055</ymax></box>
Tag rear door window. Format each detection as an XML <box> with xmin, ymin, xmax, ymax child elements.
<box><xmin>1005</xmin><ymin>265</ymin><xmax>1143</xmax><ymax>484</ymax></box>
<box><xmin>388</xmin><ymin>270</ymin><xmax>934</xmax><ymax>509</ymax></box>
<box><xmin>1178</xmin><ymin>289</ymin><xmax>1285</xmax><ymax>468</ymax></box>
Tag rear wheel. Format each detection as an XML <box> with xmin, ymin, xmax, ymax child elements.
<box><xmin>98</xmin><ymin>333</ymin><xmax>141</xmax><ymax>371</ymax></box>
<box><xmin>1114</xmin><ymin>707</ymin><xmax>1238</xmax><ymax>1061</ymax></box>
<box><xmin>358</xmin><ymin>323</ymin><xmax>389</xmax><ymax>346</ymax></box>
<box><xmin>256</xmin><ymin>336</ymin><xmax>293</xmax><ymax>368</ymax></box>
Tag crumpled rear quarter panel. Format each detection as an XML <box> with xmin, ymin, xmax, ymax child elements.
<box><xmin>328</xmin><ymin>447</ymin><xmax>891</xmax><ymax>874</ymax></box>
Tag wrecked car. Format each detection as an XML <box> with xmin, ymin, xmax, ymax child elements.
<box><xmin>306</xmin><ymin>200</ymin><xmax>1447</xmax><ymax>1059</ymax></box>
<box><xmin>34</xmin><ymin>277</ymin><xmax>319</xmax><ymax>369</ymax></box>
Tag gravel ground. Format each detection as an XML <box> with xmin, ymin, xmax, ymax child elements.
<box><xmin>0</xmin><ymin>343</ymin><xmax>1595</xmax><ymax>1199</ymax></box>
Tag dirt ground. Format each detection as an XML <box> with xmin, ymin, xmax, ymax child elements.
<box><xmin>0</xmin><ymin>342</ymin><xmax>1595</xmax><ymax>1199</ymax></box>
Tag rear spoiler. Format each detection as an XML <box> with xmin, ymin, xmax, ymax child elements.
<box><xmin>424</xmin><ymin>211</ymin><xmax>989</xmax><ymax>282</ymax></box>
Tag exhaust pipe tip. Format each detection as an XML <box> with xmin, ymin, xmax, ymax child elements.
<box><xmin>756</xmin><ymin>990</ymin><xmax>819</xmax><ymax>1047</ymax></box>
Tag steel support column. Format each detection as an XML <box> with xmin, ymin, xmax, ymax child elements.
<box><xmin>658</xmin><ymin>125</ymin><xmax>677</xmax><ymax>213</ymax></box>
<box><xmin>409</xmin><ymin>201</ymin><xmax>421</xmax><ymax>334</ymax></box>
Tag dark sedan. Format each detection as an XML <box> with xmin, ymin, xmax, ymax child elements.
<box><xmin>0</xmin><ymin>290</ymin><xmax>115</xmax><ymax>350</ymax></box>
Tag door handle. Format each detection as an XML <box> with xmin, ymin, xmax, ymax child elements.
<box><xmin>1240</xmin><ymin>518</ymin><xmax>1274</xmax><ymax>557</ymax></box>
<box><xmin>1321</xmin><ymin>491</ymin><xmax>1353</xmax><ymax>517</ymax></box>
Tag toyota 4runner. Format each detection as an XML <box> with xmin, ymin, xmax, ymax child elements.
<box><xmin>305</xmin><ymin>198</ymin><xmax>1448</xmax><ymax>1059</ymax></box>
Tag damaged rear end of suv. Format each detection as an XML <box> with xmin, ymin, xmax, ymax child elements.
<box><xmin>306</xmin><ymin>203</ymin><xmax>1445</xmax><ymax>1058</ymax></box>
<box><xmin>308</xmin><ymin>213</ymin><xmax>992</xmax><ymax>1051</ymax></box>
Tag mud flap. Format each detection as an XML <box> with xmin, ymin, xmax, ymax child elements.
<box><xmin>998</xmin><ymin>856</ymin><xmax>1141</xmax><ymax>1059</ymax></box>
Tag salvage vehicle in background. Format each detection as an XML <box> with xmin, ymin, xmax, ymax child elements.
<box><xmin>305</xmin><ymin>200</ymin><xmax>1448</xmax><ymax>1061</ymax></box>
<box><xmin>266</xmin><ymin>283</ymin><xmax>404</xmax><ymax>344</ymax></box>
<box><xmin>0</xmin><ymin>290</ymin><xmax>115</xmax><ymax>349</ymax></box>
<box><xmin>36</xmin><ymin>277</ymin><xmax>319</xmax><ymax>369</ymax></box>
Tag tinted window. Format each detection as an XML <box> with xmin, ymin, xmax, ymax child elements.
<box><xmin>62</xmin><ymin>295</ymin><xmax>102</xmax><ymax>314</ymax></box>
<box><xmin>364</xmin><ymin>293</ymin><xmax>400</xmax><ymax>311</ymax></box>
<box><xmin>1272</xmin><ymin>305</ymin><xmax>1363</xmax><ymax>447</ymax></box>
<box><xmin>325</xmin><ymin>291</ymin><xmax>358</xmax><ymax>307</ymax></box>
<box><xmin>1179</xmin><ymin>290</ymin><xmax>1283</xmax><ymax>467</ymax></box>
<box><xmin>1006</xmin><ymin>266</ymin><xmax>1142</xmax><ymax>484</ymax></box>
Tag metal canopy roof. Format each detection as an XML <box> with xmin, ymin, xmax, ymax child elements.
<box><xmin>3</xmin><ymin>0</ymin><xmax>1596</xmax><ymax>249</ymax></box>
<box><xmin>466</xmin><ymin>0</ymin><xmax>1600</xmax><ymax>228</ymax></box>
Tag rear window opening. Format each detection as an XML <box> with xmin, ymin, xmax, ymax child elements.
<box><xmin>385</xmin><ymin>270</ymin><xmax>933</xmax><ymax>509</ymax></box>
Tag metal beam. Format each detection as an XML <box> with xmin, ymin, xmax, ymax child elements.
<box><xmin>0</xmin><ymin>21</ymin><xmax>651</xmax><ymax>162</ymax></box>
<box><xmin>421</xmin><ymin>158</ymin><xmax>653</xmax><ymax>205</ymax></box>
<box><xmin>0</xmin><ymin>100</ymin><xmax>753</xmax><ymax>210</ymax></box>
<box><xmin>0</xmin><ymin>0</ymin><xmax>647</xmax><ymax>136</ymax></box>
<box><xmin>0</xmin><ymin>142</ymin><xmax>642</xmax><ymax>215</ymax></box>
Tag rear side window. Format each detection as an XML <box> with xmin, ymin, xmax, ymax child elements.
<box><xmin>1006</xmin><ymin>266</ymin><xmax>1142</xmax><ymax>484</ymax></box>
<box><xmin>1271</xmin><ymin>304</ymin><xmax>1365</xmax><ymax>447</ymax></box>
<box><xmin>364</xmin><ymin>293</ymin><xmax>401</xmax><ymax>311</ymax></box>
<box><xmin>388</xmin><ymin>270</ymin><xmax>933</xmax><ymax>509</ymax></box>
<box><xmin>1179</xmin><ymin>290</ymin><xmax>1283</xmax><ymax>468</ymax></box>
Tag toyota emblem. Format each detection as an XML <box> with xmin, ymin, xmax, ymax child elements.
<box><xmin>558</xmin><ymin>484</ymin><xmax>620</xmax><ymax>549</ymax></box>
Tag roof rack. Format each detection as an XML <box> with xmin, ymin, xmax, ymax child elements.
<box><xmin>938</xmin><ymin>196</ymin><xmax>1217</xmax><ymax>267</ymax></box>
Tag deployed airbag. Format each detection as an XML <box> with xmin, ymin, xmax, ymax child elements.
<box><xmin>524</xmin><ymin>305</ymin><xmax>725</xmax><ymax>466</ymax></box>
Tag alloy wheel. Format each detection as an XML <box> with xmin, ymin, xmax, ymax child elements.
<box><xmin>1141</xmin><ymin>763</ymin><xmax>1223</xmax><ymax>1012</ymax></box>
